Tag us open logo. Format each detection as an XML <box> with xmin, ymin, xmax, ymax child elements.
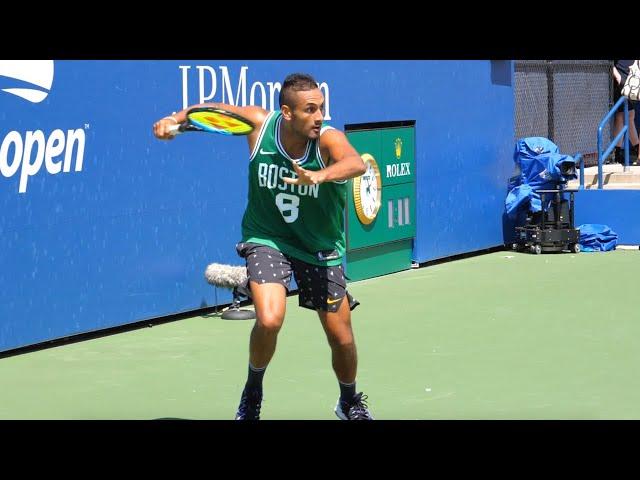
<box><xmin>0</xmin><ymin>60</ymin><xmax>54</xmax><ymax>103</ymax></box>
<box><xmin>1</xmin><ymin>60</ymin><xmax>87</xmax><ymax>194</ymax></box>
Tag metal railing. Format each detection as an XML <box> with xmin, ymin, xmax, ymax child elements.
<box><xmin>596</xmin><ymin>96</ymin><xmax>629</xmax><ymax>189</ymax></box>
<box><xmin>575</xmin><ymin>153</ymin><xmax>584</xmax><ymax>190</ymax></box>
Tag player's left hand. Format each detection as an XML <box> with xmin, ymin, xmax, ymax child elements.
<box><xmin>283</xmin><ymin>161</ymin><xmax>326</xmax><ymax>185</ymax></box>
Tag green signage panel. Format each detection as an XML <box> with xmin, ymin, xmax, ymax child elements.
<box><xmin>346</xmin><ymin>127</ymin><xmax>415</xmax><ymax>188</ymax></box>
<box><xmin>345</xmin><ymin>239</ymin><xmax>413</xmax><ymax>282</ymax></box>
<box><xmin>346</xmin><ymin>182</ymin><xmax>416</xmax><ymax>250</ymax></box>
<box><xmin>344</xmin><ymin>121</ymin><xmax>417</xmax><ymax>281</ymax></box>
<box><xmin>379</xmin><ymin>128</ymin><xmax>415</xmax><ymax>186</ymax></box>
<box><xmin>347</xmin><ymin>130</ymin><xmax>381</xmax><ymax>166</ymax></box>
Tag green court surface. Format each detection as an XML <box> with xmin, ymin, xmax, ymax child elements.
<box><xmin>1</xmin><ymin>250</ymin><xmax>638</xmax><ymax>420</ymax></box>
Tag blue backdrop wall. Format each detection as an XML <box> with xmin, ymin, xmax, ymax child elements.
<box><xmin>575</xmin><ymin>190</ymin><xmax>640</xmax><ymax>243</ymax></box>
<box><xmin>0</xmin><ymin>60</ymin><xmax>515</xmax><ymax>352</ymax></box>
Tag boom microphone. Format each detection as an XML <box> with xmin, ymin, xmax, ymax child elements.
<box><xmin>204</xmin><ymin>263</ymin><xmax>248</xmax><ymax>289</ymax></box>
<box><xmin>204</xmin><ymin>263</ymin><xmax>254</xmax><ymax>320</ymax></box>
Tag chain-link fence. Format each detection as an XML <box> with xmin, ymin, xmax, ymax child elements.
<box><xmin>514</xmin><ymin>60</ymin><xmax>612</xmax><ymax>166</ymax></box>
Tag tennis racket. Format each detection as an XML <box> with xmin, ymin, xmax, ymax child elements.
<box><xmin>168</xmin><ymin>107</ymin><xmax>255</xmax><ymax>136</ymax></box>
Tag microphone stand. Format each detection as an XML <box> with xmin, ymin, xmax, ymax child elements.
<box><xmin>221</xmin><ymin>287</ymin><xmax>256</xmax><ymax>320</ymax></box>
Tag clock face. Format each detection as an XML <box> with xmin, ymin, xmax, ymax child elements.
<box><xmin>359</xmin><ymin>163</ymin><xmax>379</xmax><ymax>217</ymax></box>
<box><xmin>353</xmin><ymin>154</ymin><xmax>382</xmax><ymax>225</ymax></box>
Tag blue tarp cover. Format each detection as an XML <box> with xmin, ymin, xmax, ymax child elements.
<box><xmin>577</xmin><ymin>224</ymin><xmax>618</xmax><ymax>252</ymax></box>
<box><xmin>506</xmin><ymin>137</ymin><xmax>578</xmax><ymax>219</ymax></box>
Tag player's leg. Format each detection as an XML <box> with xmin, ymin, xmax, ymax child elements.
<box><xmin>318</xmin><ymin>293</ymin><xmax>357</xmax><ymax>386</ymax></box>
<box><xmin>292</xmin><ymin>259</ymin><xmax>373</xmax><ymax>420</ymax></box>
<box><xmin>318</xmin><ymin>296</ymin><xmax>373</xmax><ymax>420</ymax></box>
<box><xmin>235</xmin><ymin>242</ymin><xmax>292</xmax><ymax>420</ymax></box>
<box><xmin>248</xmin><ymin>281</ymin><xmax>287</xmax><ymax>370</ymax></box>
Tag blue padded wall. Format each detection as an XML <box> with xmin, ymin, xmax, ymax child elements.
<box><xmin>0</xmin><ymin>60</ymin><xmax>515</xmax><ymax>351</ymax></box>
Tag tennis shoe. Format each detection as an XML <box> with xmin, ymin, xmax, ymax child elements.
<box><xmin>235</xmin><ymin>388</ymin><xmax>262</xmax><ymax>420</ymax></box>
<box><xmin>334</xmin><ymin>392</ymin><xmax>374</xmax><ymax>420</ymax></box>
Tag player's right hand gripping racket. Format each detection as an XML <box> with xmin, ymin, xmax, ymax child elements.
<box><xmin>168</xmin><ymin>107</ymin><xmax>255</xmax><ymax>136</ymax></box>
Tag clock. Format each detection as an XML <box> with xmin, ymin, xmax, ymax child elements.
<box><xmin>353</xmin><ymin>153</ymin><xmax>382</xmax><ymax>225</ymax></box>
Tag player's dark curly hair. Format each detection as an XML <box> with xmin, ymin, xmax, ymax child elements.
<box><xmin>279</xmin><ymin>73</ymin><xmax>319</xmax><ymax>108</ymax></box>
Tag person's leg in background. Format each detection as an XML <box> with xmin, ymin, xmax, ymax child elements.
<box><xmin>612</xmin><ymin>108</ymin><xmax>639</xmax><ymax>165</ymax></box>
<box><xmin>612</xmin><ymin>64</ymin><xmax>639</xmax><ymax>165</ymax></box>
<box><xmin>633</xmin><ymin>101</ymin><xmax>640</xmax><ymax>164</ymax></box>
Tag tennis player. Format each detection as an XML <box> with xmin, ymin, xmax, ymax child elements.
<box><xmin>153</xmin><ymin>73</ymin><xmax>374</xmax><ymax>420</ymax></box>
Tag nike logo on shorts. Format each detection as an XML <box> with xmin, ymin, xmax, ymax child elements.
<box><xmin>326</xmin><ymin>297</ymin><xmax>343</xmax><ymax>304</ymax></box>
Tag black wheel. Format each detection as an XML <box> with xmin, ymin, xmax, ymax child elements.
<box><xmin>511</xmin><ymin>243</ymin><xmax>520</xmax><ymax>251</ymax></box>
<box><xmin>570</xmin><ymin>243</ymin><xmax>580</xmax><ymax>253</ymax></box>
<box><xmin>533</xmin><ymin>244</ymin><xmax>542</xmax><ymax>255</ymax></box>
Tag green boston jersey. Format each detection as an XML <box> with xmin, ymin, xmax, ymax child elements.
<box><xmin>241</xmin><ymin>111</ymin><xmax>347</xmax><ymax>266</ymax></box>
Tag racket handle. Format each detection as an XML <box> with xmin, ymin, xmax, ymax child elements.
<box><xmin>167</xmin><ymin>124</ymin><xmax>182</xmax><ymax>136</ymax></box>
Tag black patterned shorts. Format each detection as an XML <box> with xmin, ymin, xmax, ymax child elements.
<box><xmin>236</xmin><ymin>242</ymin><xmax>355</xmax><ymax>313</ymax></box>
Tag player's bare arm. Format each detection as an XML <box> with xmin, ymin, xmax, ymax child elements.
<box><xmin>153</xmin><ymin>103</ymin><xmax>270</xmax><ymax>152</ymax></box>
<box><xmin>283</xmin><ymin>129</ymin><xmax>366</xmax><ymax>186</ymax></box>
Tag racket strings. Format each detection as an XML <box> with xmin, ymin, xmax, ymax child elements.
<box><xmin>202</xmin><ymin>114</ymin><xmax>243</xmax><ymax>129</ymax></box>
<box><xmin>189</xmin><ymin>111</ymin><xmax>253</xmax><ymax>134</ymax></box>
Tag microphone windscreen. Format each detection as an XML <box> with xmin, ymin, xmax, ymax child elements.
<box><xmin>204</xmin><ymin>263</ymin><xmax>248</xmax><ymax>289</ymax></box>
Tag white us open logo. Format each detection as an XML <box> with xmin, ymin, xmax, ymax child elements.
<box><xmin>0</xmin><ymin>60</ymin><xmax>90</xmax><ymax>194</ymax></box>
<box><xmin>0</xmin><ymin>60</ymin><xmax>54</xmax><ymax>103</ymax></box>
